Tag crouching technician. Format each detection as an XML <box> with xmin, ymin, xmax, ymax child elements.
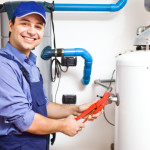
<box><xmin>0</xmin><ymin>1</ymin><xmax>99</xmax><ymax>150</ymax></box>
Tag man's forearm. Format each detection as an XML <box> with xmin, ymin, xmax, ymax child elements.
<box><xmin>46</xmin><ymin>102</ymin><xmax>79</xmax><ymax>119</ymax></box>
<box><xmin>26</xmin><ymin>100</ymin><xmax>100</xmax><ymax>136</ymax></box>
<box><xmin>26</xmin><ymin>113</ymin><xmax>64</xmax><ymax>135</ymax></box>
<box><xmin>26</xmin><ymin>113</ymin><xmax>85</xmax><ymax>136</ymax></box>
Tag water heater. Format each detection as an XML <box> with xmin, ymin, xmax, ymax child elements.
<box><xmin>115</xmin><ymin>50</ymin><xmax>150</xmax><ymax>150</ymax></box>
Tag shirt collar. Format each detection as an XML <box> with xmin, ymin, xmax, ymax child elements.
<box><xmin>29</xmin><ymin>52</ymin><xmax>37</xmax><ymax>65</ymax></box>
<box><xmin>4</xmin><ymin>42</ymin><xmax>37</xmax><ymax>66</ymax></box>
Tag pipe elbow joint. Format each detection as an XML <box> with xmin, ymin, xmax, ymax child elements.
<box><xmin>41</xmin><ymin>46</ymin><xmax>54</xmax><ymax>60</ymax></box>
<box><xmin>79</xmin><ymin>48</ymin><xmax>93</xmax><ymax>62</ymax></box>
<box><xmin>75</xmin><ymin>48</ymin><xmax>93</xmax><ymax>85</ymax></box>
<box><xmin>111</xmin><ymin>0</ymin><xmax>127</xmax><ymax>11</ymax></box>
<box><xmin>64</xmin><ymin>48</ymin><xmax>93</xmax><ymax>85</ymax></box>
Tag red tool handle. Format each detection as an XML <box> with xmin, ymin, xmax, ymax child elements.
<box><xmin>75</xmin><ymin>92</ymin><xmax>110</xmax><ymax>123</ymax></box>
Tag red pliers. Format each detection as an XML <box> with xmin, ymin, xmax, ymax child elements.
<box><xmin>75</xmin><ymin>92</ymin><xmax>112</xmax><ymax>123</ymax></box>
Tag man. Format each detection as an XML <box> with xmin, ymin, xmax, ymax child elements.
<box><xmin>0</xmin><ymin>1</ymin><xmax>99</xmax><ymax>150</ymax></box>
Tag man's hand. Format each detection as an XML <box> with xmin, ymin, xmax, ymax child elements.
<box><xmin>61</xmin><ymin>115</ymin><xmax>85</xmax><ymax>136</ymax></box>
<box><xmin>77</xmin><ymin>100</ymin><xmax>102</xmax><ymax>121</ymax></box>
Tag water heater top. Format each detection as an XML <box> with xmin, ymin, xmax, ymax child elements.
<box><xmin>117</xmin><ymin>51</ymin><xmax>150</xmax><ymax>67</ymax></box>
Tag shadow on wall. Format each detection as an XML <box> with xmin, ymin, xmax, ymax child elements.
<box><xmin>54</xmin><ymin>11</ymin><xmax>120</xmax><ymax>21</ymax></box>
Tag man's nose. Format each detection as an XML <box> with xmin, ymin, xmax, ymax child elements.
<box><xmin>27</xmin><ymin>26</ymin><xmax>36</xmax><ymax>35</ymax></box>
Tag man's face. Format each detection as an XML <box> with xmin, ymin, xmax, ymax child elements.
<box><xmin>9</xmin><ymin>14</ymin><xmax>45</xmax><ymax>56</ymax></box>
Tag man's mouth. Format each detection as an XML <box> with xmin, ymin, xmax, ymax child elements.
<box><xmin>22</xmin><ymin>36</ymin><xmax>37</xmax><ymax>41</ymax></box>
<box><xmin>24</xmin><ymin>37</ymin><xmax>34</xmax><ymax>41</ymax></box>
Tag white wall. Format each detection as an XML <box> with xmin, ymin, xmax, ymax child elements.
<box><xmin>1</xmin><ymin>0</ymin><xmax>150</xmax><ymax>150</ymax></box>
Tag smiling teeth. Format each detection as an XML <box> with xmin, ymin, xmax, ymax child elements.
<box><xmin>24</xmin><ymin>37</ymin><xmax>34</xmax><ymax>41</ymax></box>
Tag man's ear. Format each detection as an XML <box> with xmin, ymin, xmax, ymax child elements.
<box><xmin>9</xmin><ymin>20</ymin><xmax>13</xmax><ymax>32</ymax></box>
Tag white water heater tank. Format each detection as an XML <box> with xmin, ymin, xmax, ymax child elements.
<box><xmin>115</xmin><ymin>50</ymin><xmax>150</xmax><ymax>150</ymax></box>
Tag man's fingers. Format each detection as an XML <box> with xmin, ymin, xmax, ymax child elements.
<box><xmin>101</xmin><ymin>109</ymin><xmax>104</xmax><ymax>114</ymax></box>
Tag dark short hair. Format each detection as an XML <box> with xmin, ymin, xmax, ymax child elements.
<box><xmin>9</xmin><ymin>17</ymin><xmax>16</xmax><ymax>38</ymax></box>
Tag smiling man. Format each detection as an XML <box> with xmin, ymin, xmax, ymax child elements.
<box><xmin>0</xmin><ymin>1</ymin><xmax>100</xmax><ymax>150</ymax></box>
<box><xmin>9</xmin><ymin>7</ymin><xmax>45</xmax><ymax>56</ymax></box>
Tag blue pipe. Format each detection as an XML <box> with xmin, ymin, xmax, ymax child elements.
<box><xmin>41</xmin><ymin>46</ymin><xmax>54</xmax><ymax>60</ymax></box>
<box><xmin>54</xmin><ymin>0</ymin><xmax>127</xmax><ymax>12</ymax></box>
<box><xmin>64</xmin><ymin>48</ymin><xmax>93</xmax><ymax>85</ymax></box>
<box><xmin>41</xmin><ymin>46</ymin><xmax>93</xmax><ymax>85</ymax></box>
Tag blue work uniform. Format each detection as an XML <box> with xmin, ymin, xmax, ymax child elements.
<box><xmin>0</xmin><ymin>43</ymin><xmax>50</xmax><ymax>150</ymax></box>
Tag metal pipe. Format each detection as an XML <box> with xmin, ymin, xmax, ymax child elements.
<box><xmin>94</xmin><ymin>80</ymin><xmax>112</xmax><ymax>92</ymax></box>
<box><xmin>95</xmin><ymin>79</ymin><xmax>115</xmax><ymax>83</ymax></box>
<box><xmin>54</xmin><ymin>0</ymin><xmax>127</xmax><ymax>12</ymax></box>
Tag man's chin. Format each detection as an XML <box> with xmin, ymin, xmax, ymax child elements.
<box><xmin>22</xmin><ymin>45</ymin><xmax>36</xmax><ymax>51</ymax></box>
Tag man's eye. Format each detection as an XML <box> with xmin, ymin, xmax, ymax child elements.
<box><xmin>22</xmin><ymin>23</ymin><xmax>28</xmax><ymax>26</ymax></box>
<box><xmin>35</xmin><ymin>26</ymin><xmax>42</xmax><ymax>29</ymax></box>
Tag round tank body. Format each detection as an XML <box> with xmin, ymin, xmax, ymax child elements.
<box><xmin>0</xmin><ymin>10</ymin><xmax>52</xmax><ymax>101</ymax></box>
<box><xmin>115</xmin><ymin>50</ymin><xmax>150</xmax><ymax>150</ymax></box>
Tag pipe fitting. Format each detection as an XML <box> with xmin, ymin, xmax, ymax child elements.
<box><xmin>64</xmin><ymin>48</ymin><xmax>92</xmax><ymax>85</ymax></box>
<box><xmin>41</xmin><ymin>46</ymin><xmax>54</xmax><ymax>60</ymax></box>
<box><xmin>41</xmin><ymin>46</ymin><xmax>93</xmax><ymax>85</ymax></box>
<box><xmin>110</xmin><ymin>0</ymin><xmax>127</xmax><ymax>11</ymax></box>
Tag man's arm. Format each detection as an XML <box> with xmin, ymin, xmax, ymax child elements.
<box><xmin>46</xmin><ymin>101</ymin><xmax>100</xmax><ymax>120</ymax></box>
<box><xmin>26</xmin><ymin>100</ymin><xmax>100</xmax><ymax>136</ymax></box>
<box><xmin>46</xmin><ymin>102</ymin><xmax>79</xmax><ymax>119</ymax></box>
<box><xmin>26</xmin><ymin>102</ymin><xmax>83</xmax><ymax>136</ymax></box>
<box><xmin>26</xmin><ymin>113</ymin><xmax>85</xmax><ymax>136</ymax></box>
